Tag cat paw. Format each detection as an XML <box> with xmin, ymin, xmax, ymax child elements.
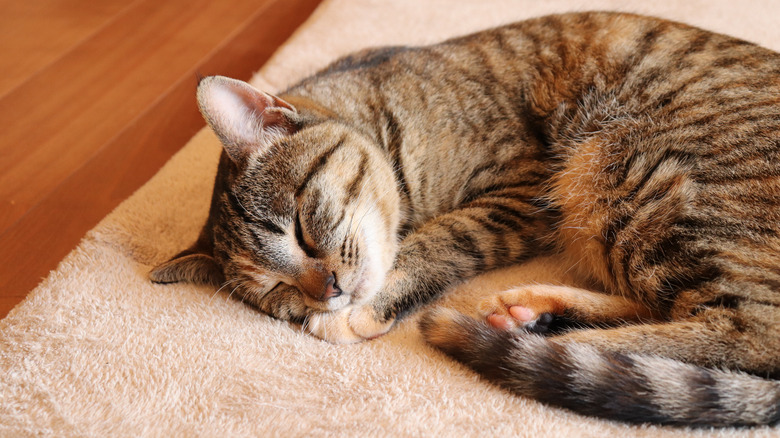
<box><xmin>478</xmin><ymin>285</ymin><xmax>567</xmax><ymax>335</ymax></box>
<box><xmin>304</xmin><ymin>304</ymin><xmax>395</xmax><ymax>344</ymax></box>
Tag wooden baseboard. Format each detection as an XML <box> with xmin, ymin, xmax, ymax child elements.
<box><xmin>0</xmin><ymin>0</ymin><xmax>322</xmax><ymax>318</ymax></box>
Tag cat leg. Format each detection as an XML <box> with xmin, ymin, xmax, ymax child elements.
<box><xmin>307</xmin><ymin>195</ymin><xmax>553</xmax><ymax>343</ymax></box>
<box><xmin>227</xmin><ymin>278</ymin><xmax>391</xmax><ymax>343</ymax></box>
<box><xmin>303</xmin><ymin>304</ymin><xmax>395</xmax><ymax>343</ymax></box>
<box><xmin>551</xmin><ymin>304</ymin><xmax>780</xmax><ymax>373</ymax></box>
<box><xmin>478</xmin><ymin>284</ymin><xmax>655</xmax><ymax>333</ymax></box>
<box><xmin>240</xmin><ymin>282</ymin><xmax>392</xmax><ymax>343</ymax></box>
<box><xmin>250</xmin><ymin>283</ymin><xmax>310</xmax><ymax>323</ymax></box>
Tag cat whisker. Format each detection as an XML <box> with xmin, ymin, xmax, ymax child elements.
<box><xmin>234</xmin><ymin>194</ymin><xmax>252</xmax><ymax>218</ymax></box>
<box><xmin>209</xmin><ymin>278</ymin><xmax>242</xmax><ymax>303</ymax></box>
<box><xmin>562</xmin><ymin>254</ymin><xmax>586</xmax><ymax>277</ymax></box>
<box><xmin>226</xmin><ymin>283</ymin><xmax>242</xmax><ymax>302</ymax></box>
<box><xmin>301</xmin><ymin>314</ymin><xmax>311</xmax><ymax>334</ymax></box>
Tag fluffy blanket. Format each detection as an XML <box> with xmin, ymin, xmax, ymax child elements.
<box><xmin>2</xmin><ymin>0</ymin><xmax>779</xmax><ymax>436</ymax></box>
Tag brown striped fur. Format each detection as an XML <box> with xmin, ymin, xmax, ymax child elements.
<box><xmin>151</xmin><ymin>12</ymin><xmax>780</xmax><ymax>427</ymax></box>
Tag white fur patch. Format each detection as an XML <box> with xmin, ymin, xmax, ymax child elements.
<box><xmin>305</xmin><ymin>304</ymin><xmax>395</xmax><ymax>344</ymax></box>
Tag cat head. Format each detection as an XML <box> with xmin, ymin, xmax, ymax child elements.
<box><xmin>150</xmin><ymin>76</ymin><xmax>401</xmax><ymax>314</ymax></box>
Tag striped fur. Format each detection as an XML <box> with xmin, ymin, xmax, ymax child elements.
<box><xmin>420</xmin><ymin>308</ymin><xmax>780</xmax><ymax>427</ymax></box>
<box><xmin>151</xmin><ymin>12</ymin><xmax>780</xmax><ymax>426</ymax></box>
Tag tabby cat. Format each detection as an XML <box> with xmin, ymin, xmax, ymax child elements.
<box><xmin>151</xmin><ymin>12</ymin><xmax>780</xmax><ymax>427</ymax></box>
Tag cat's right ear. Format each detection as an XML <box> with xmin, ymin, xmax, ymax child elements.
<box><xmin>149</xmin><ymin>242</ymin><xmax>224</xmax><ymax>286</ymax></box>
<box><xmin>196</xmin><ymin>75</ymin><xmax>299</xmax><ymax>166</ymax></box>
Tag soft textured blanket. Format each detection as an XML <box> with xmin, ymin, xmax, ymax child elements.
<box><xmin>2</xmin><ymin>0</ymin><xmax>779</xmax><ymax>436</ymax></box>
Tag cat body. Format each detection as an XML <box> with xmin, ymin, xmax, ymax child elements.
<box><xmin>151</xmin><ymin>12</ymin><xmax>780</xmax><ymax>427</ymax></box>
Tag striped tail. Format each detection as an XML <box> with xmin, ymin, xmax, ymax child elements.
<box><xmin>419</xmin><ymin>308</ymin><xmax>780</xmax><ymax>427</ymax></box>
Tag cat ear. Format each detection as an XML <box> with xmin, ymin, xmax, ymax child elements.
<box><xmin>149</xmin><ymin>240</ymin><xmax>224</xmax><ymax>286</ymax></box>
<box><xmin>197</xmin><ymin>75</ymin><xmax>298</xmax><ymax>165</ymax></box>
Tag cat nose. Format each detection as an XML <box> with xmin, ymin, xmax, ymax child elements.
<box><xmin>299</xmin><ymin>271</ymin><xmax>342</xmax><ymax>301</ymax></box>
<box><xmin>323</xmin><ymin>274</ymin><xmax>342</xmax><ymax>300</ymax></box>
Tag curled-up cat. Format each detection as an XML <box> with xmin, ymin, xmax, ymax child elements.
<box><xmin>150</xmin><ymin>11</ymin><xmax>780</xmax><ymax>427</ymax></box>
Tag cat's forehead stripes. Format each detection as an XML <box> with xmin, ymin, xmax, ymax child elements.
<box><xmin>294</xmin><ymin>134</ymin><xmax>348</xmax><ymax>198</ymax></box>
<box><xmin>345</xmin><ymin>151</ymin><xmax>369</xmax><ymax>199</ymax></box>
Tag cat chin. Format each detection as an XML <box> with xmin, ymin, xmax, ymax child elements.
<box><xmin>302</xmin><ymin>293</ymin><xmax>351</xmax><ymax>312</ymax></box>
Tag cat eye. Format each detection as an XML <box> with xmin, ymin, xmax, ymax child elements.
<box><xmin>294</xmin><ymin>211</ymin><xmax>319</xmax><ymax>258</ymax></box>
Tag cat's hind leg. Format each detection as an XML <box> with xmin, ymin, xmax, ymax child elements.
<box><xmin>478</xmin><ymin>284</ymin><xmax>655</xmax><ymax>334</ymax></box>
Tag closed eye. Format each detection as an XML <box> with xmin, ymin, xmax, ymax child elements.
<box><xmin>257</xmin><ymin>218</ymin><xmax>285</xmax><ymax>235</ymax></box>
<box><xmin>294</xmin><ymin>211</ymin><xmax>319</xmax><ymax>258</ymax></box>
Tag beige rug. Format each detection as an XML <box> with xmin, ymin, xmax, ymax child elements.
<box><xmin>2</xmin><ymin>0</ymin><xmax>779</xmax><ymax>436</ymax></box>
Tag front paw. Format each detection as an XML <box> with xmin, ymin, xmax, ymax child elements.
<box><xmin>304</xmin><ymin>304</ymin><xmax>395</xmax><ymax>344</ymax></box>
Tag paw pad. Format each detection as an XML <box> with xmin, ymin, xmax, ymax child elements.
<box><xmin>487</xmin><ymin>307</ymin><xmax>572</xmax><ymax>335</ymax></box>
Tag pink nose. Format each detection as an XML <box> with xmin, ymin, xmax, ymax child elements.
<box><xmin>300</xmin><ymin>272</ymin><xmax>342</xmax><ymax>301</ymax></box>
<box><xmin>322</xmin><ymin>274</ymin><xmax>342</xmax><ymax>300</ymax></box>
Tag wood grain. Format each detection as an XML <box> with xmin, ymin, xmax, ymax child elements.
<box><xmin>0</xmin><ymin>0</ymin><xmax>131</xmax><ymax>98</ymax></box>
<box><xmin>0</xmin><ymin>0</ymin><xmax>321</xmax><ymax>318</ymax></box>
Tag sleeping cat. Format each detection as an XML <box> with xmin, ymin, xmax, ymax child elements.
<box><xmin>150</xmin><ymin>12</ymin><xmax>780</xmax><ymax>427</ymax></box>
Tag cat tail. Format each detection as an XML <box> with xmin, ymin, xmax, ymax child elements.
<box><xmin>419</xmin><ymin>308</ymin><xmax>780</xmax><ymax>427</ymax></box>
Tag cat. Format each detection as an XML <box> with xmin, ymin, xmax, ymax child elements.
<box><xmin>150</xmin><ymin>11</ymin><xmax>780</xmax><ymax>427</ymax></box>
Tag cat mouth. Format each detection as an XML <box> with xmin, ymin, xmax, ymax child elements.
<box><xmin>302</xmin><ymin>291</ymin><xmax>351</xmax><ymax>311</ymax></box>
<box><xmin>299</xmin><ymin>266</ymin><xmax>371</xmax><ymax>311</ymax></box>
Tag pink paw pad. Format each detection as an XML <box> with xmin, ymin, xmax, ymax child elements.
<box><xmin>486</xmin><ymin>306</ymin><xmax>558</xmax><ymax>334</ymax></box>
<box><xmin>509</xmin><ymin>306</ymin><xmax>535</xmax><ymax>322</ymax></box>
<box><xmin>486</xmin><ymin>313</ymin><xmax>512</xmax><ymax>329</ymax></box>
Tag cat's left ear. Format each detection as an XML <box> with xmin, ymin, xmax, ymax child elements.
<box><xmin>197</xmin><ymin>76</ymin><xmax>299</xmax><ymax>166</ymax></box>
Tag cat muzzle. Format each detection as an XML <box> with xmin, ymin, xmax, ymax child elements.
<box><xmin>299</xmin><ymin>271</ymin><xmax>343</xmax><ymax>301</ymax></box>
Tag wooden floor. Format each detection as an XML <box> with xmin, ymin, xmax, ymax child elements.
<box><xmin>0</xmin><ymin>0</ymin><xmax>321</xmax><ymax>318</ymax></box>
